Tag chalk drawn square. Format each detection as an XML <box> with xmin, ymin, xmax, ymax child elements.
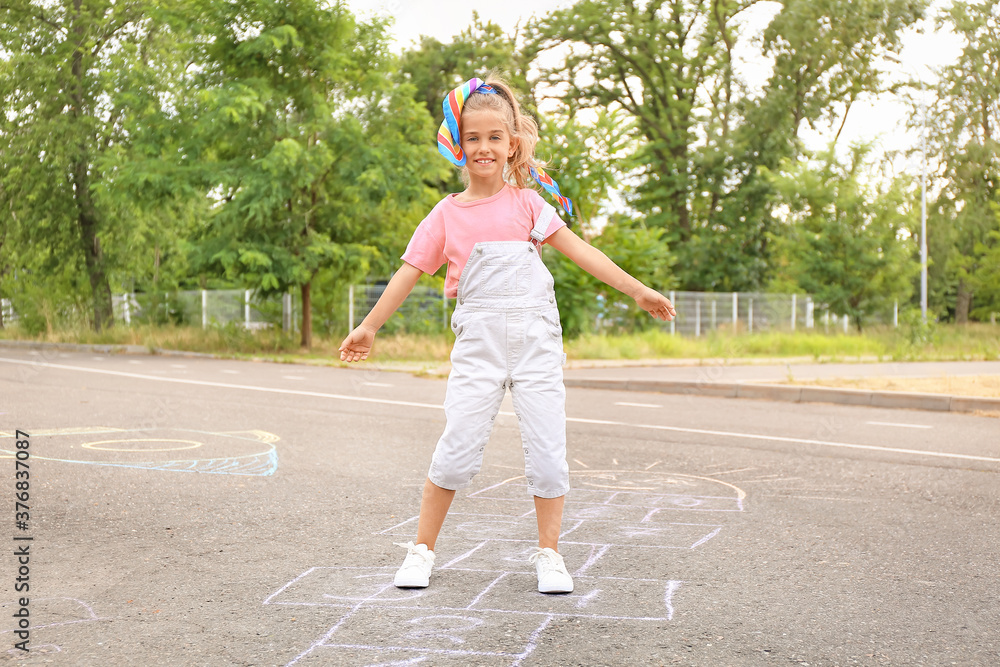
<box><xmin>615</xmin><ymin>491</ymin><xmax>744</xmax><ymax>512</ymax></box>
<box><xmin>469</xmin><ymin>482</ymin><xmax>614</xmax><ymax>505</ymax></box>
<box><xmin>265</xmin><ymin>567</ymin><xmax>499</xmax><ymax>611</ymax></box>
<box><xmin>319</xmin><ymin>607</ymin><xmax>550</xmax><ymax>660</ymax></box>
<box><xmin>468</xmin><ymin>573</ymin><xmax>678</xmax><ymax>621</ymax></box>
<box><xmin>436</xmin><ymin>539</ymin><xmax>597</xmax><ymax>575</ymax></box>
<box><xmin>560</xmin><ymin>520</ymin><xmax>722</xmax><ymax>549</ymax></box>
<box><xmin>380</xmin><ymin>513</ymin><xmax>537</xmax><ymax>542</ymax></box>
<box><xmin>293</xmin><ymin>646</ymin><xmax>516</xmax><ymax>666</ymax></box>
<box><xmin>560</xmin><ymin>503</ymin><xmax>650</xmax><ymax>522</ymax></box>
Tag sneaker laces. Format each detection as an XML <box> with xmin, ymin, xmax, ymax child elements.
<box><xmin>529</xmin><ymin>547</ymin><xmax>565</xmax><ymax>571</ymax></box>
<box><xmin>394</xmin><ymin>541</ymin><xmax>433</xmax><ymax>566</ymax></box>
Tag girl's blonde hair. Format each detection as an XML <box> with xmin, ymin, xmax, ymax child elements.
<box><xmin>460</xmin><ymin>72</ymin><xmax>543</xmax><ymax>189</ymax></box>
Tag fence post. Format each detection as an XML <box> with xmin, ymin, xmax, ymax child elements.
<box><xmin>244</xmin><ymin>290</ymin><xmax>250</xmax><ymax>328</ymax></box>
<box><xmin>843</xmin><ymin>314</ymin><xmax>849</xmax><ymax>333</ymax></box>
<box><xmin>695</xmin><ymin>298</ymin><xmax>701</xmax><ymax>338</ymax></box>
<box><xmin>748</xmin><ymin>297</ymin><xmax>754</xmax><ymax>334</ymax></box>
<box><xmin>348</xmin><ymin>285</ymin><xmax>355</xmax><ymax>333</ymax></box>
<box><xmin>806</xmin><ymin>298</ymin><xmax>814</xmax><ymax>328</ymax></box>
<box><xmin>732</xmin><ymin>292</ymin><xmax>738</xmax><ymax>330</ymax></box>
<box><xmin>282</xmin><ymin>292</ymin><xmax>291</xmax><ymax>332</ymax></box>
<box><xmin>711</xmin><ymin>299</ymin><xmax>717</xmax><ymax>331</ymax></box>
<box><xmin>669</xmin><ymin>290</ymin><xmax>676</xmax><ymax>336</ymax></box>
<box><xmin>202</xmin><ymin>290</ymin><xmax>208</xmax><ymax>329</ymax></box>
<box><xmin>443</xmin><ymin>283</ymin><xmax>448</xmax><ymax>331</ymax></box>
<box><xmin>791</xmin><ymin>293</ymin><xmax>796</xmax><ymax>331</ymax></box>
<box><xmin>893</xmin><ymin>300</ymin><xmax>898</xmax><ymax>328</ymax></box>
<box><xmin>122</xmin><ymin>294</ymin><xmax>131</xmax><ymax>325</ymax></box>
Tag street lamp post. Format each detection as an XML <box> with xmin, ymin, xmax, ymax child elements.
<box><xmin>919</xmin><ymin>100</ymin><xmax>928</xmax><ymax>322</ymax></box>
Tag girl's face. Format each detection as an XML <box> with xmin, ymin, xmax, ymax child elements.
<box><xmin>461</xmin><ymin>110</ymin><xmax>518</xmax><ymax>185</ymax></box>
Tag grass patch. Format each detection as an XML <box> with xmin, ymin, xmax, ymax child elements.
<box><xmin>1</xmin><ymin>322</ymin><xmax>997</xmax><ymax>364</ymax></box>
<box><xmin>564</xmin><ymin>329</ymin><xmax>888</xmax><ymax>361</ymax></box>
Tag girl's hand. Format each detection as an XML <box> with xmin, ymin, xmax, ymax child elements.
<box><xmin>339</xmin><ymin>325</ymin><xmax>377</xmax><ymax>362</ymax></box>
<box><xmin>635</xmin><ymin>287</ymin><xmax>676</xmax><ymax>321</ymax></box>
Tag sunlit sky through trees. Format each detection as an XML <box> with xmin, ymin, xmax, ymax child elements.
<box><xmin>347</xmin><ymin>0</ymin><xmax>965</xmax><ymax>181</ymax></box>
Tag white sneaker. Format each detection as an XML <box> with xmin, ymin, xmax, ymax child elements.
<box><xmin>529</xmin><ymin>547</ymin><xmax>574</xmax><ymax>593</ymax></box>
<box><xmin>393</xmin><ymin>542</ymin><xmax>435</xmax><ymax>588</ymax></box>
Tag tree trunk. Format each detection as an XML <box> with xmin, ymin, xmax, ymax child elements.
<box><xmin>70</xmin><ymin>1</ymin><xmax>113</xmax><ymax>332</ymax></box>
<box><xmin>74</xmin><ymin>159</ymin><xmax>114</xmax><ymax>332</ymax></box>
<box><xmin>955</xmin><ymin>279</ymin><xmax>973</xmax><ymax>324</ymax></box>
<box><xmin>300</xmin><ymin>281</ymin><xmax>312</xmax><ymax>349</ymax></box>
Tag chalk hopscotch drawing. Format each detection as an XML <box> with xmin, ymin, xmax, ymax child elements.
<box><xmin>266</xmin><ymin>471</ymin><xmax>746</xmax><ymax>665</ymax></box>
<box><xmin>0</xmin><ymin>427</ymin><xmax>279</xmax><ymax>476</ymax></box>
<box><xmin>1</xmin><ymin>597</ymin><xmax>105</xmax><ymax>656</ymax></box>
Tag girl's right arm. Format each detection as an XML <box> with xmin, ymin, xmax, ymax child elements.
<box><xmin>338</xmin><ymin>263</ymin><xmax>424</xmax><ymax>362</ymax></box>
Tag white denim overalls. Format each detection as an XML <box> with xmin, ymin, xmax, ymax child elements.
<box><xmin>428</xmin><ymin>205</ymin><xmax>569</xmax><ymax>498</ymax></box>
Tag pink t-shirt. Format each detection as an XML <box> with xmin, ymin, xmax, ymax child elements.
<box><xmin>401</xmin><ymin>184</ymin><xmax>566</xmax><ymax>298</ymax></box>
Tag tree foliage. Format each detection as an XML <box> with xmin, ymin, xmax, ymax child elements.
<box><xmin>528</xmin><ymin>0</ymin><xmax>925</xmax><ymax>292</ymax></box>
<box><xmin>177</xmin><ymin>0</ymin><xmax>443</xmax><ymax>346</ymax></box>
<box><xmin>766</xmin><ymin>144</ymin><xmax>917</xmax><ymax>329</ymax></box>
<box><xmin>919</xmin><ymin>0</ymin><xmax>1000</xmax><ymax>321</ymax></box>
<box><xmin>1</xmin><ymin>0</ymin><xmax>191</xmax><ymax>331</ymax></box>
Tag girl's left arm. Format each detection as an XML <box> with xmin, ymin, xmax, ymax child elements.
<box><xmin>545</xmin><ymin>226</ymin><xmax>676</xmax><ymax>321</ymax></box>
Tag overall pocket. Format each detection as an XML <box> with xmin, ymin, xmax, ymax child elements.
<box><xmin>479</xmin><ymin>260</ymin><xmax>531</xmax><ymax>297</ymax></box>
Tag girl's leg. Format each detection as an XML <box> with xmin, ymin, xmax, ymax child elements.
<box><xmin>534</xmin><ymin>494</ymin><xmax>565</xmax><ymax>551</ymax></box>
<box><xmin>415</xmin><ymin>478</ymin><xmax>456</xmax><ymax>551</ymax></box>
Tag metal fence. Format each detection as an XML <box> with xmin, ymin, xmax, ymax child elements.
<box><xmin>348</xmin><ymin>286</ymin><xmax>859</xmax><ymax>337</ymax></box>
<box><xmin>2</xmin><ymin>289</ymin><xmax>913</xmax><ymax>336</ymax></box>
<box><xmin>108</xmin><ymin>290</ymin><xmax>297</xmax><ymax>331</ymax></box>
<box><xmin>1</xmin><ymin>298</ymin><xmax>15</xmax><ymax>325</ymax></box>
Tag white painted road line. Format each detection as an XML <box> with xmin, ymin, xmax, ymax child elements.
<box><xmin>866</xmin><ymin>421</ymin><xmax>933</xmax><ymax>429</ymax></box>
<box><xmin>614</xmin><ymin>401</ymin><xmax>662</xmax><ymax>408</ymax></box>
<box><xmin>1</xmin><ymin>357</ymin><xmax>997</xmax><ymax>465</ymax></box>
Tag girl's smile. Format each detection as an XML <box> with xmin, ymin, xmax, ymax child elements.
<box><xmin>461</xmin><ymin>110</ymin><xmax>517</xmax><ymax>184</ymax></box>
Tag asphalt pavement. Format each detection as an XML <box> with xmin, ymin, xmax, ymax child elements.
<box><xmin>0</xmin><ymin>347</ymin><xmax>997</xmax><ymax>666</ymax></box>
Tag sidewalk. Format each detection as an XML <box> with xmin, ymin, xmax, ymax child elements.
<box><xmin>563</xmin><ymin>359</ymin><xmax>1000</xmax><ymax>415</ymax></box>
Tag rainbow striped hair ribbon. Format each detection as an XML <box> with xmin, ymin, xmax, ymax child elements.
<box><xmin>437</xmin><ymin>77</ymin><xmax>574</xmax><ymax>217</ymax></box>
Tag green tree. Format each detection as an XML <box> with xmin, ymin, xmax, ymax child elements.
<box><xmin>182</xmin><ymin>0</ymin><xmax>444</xmax><ymax>347</ymax></box>
<box><xmin>547</xmin><ymin>215</ymin><xmax>676</xmax><ymax>337</ymax></box>
<box><xmin>0</xmin><ymin>0</ymin><xmax>190</xmax><ymax>331</ymax></box>
<box><xmin>528</xmin><ymin>0</ymin><xmax>925</xmax><ymax>291</ymax></box>
<box><xmin>766</xmin><ymin>144</ymin><xmax>917</xmax><ymax>330</ymax></box>
<box><xmin>919</xmin><ymin>0</ymin><xmax>1000</xmax><ymax>322</ymax></box>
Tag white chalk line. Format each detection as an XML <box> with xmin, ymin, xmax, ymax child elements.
<box><xmin>275</xmin><ymin>598</ymin><xmax>676</xmax><ymax>623</ymax></box>
<box><xmin>319</xmin><ymin>643</ymin><xmax>521</xmax><ymax>659</ymax></box>
<box><xmin>664</xmin><ymin>581</ymin><xmax>682</xmax><ymax>621</ymax></box>
<box><xmin>440</xmin><ymin>541</ymin><xmax>490</xmax><ymax>569</ymax></box>
<box><xmin>466</xmin><ymin>573</ymin><xmax>509</xmax><ymax>609</ymax></box>
<box><xmin>5</xmin><ymin>356</ymin><xmax>992</xmax><ymax>464</ymax></box>
<box><xmin>511</xmin><ymin>615</ymin><xmax>554</xmax><ymax>667</ymax></box>
<box><xmin>285</xmin><ymin>582</ymin><xmax>396</xmax><ymax>666</ymax></box>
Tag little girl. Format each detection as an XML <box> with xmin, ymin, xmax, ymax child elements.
<box><xmin>339</xmin><ymin>74</ymin><xmax>675</xmax><ymax>594</ymax></box>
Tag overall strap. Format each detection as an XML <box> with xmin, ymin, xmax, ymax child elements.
<box><xmin>528</xmin><ymin>204</ymin><xmax>557</xmax><ymax>247</ymax></box>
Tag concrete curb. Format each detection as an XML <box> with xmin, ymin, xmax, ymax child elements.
<box><xmin>563</xmin><ymin>377</ymin><xmax>1000</xmax><ymax>415</ymax></box>
<box><xmin>0</xmin><ymin>339</ymin><xmax>222</xmax><ymax>359</ymax></box>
